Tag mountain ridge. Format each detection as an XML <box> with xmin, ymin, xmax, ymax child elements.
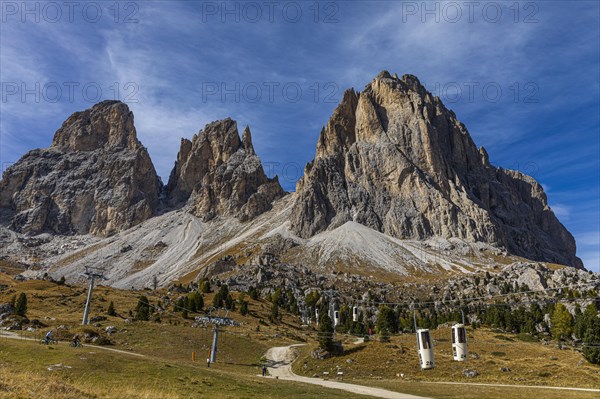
<box><xmin>0</xmin><ymin>71</ymin><xmax>584</xmax><ymax>278</ymax></box>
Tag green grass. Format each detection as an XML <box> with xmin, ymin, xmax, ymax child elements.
<box><xmin>2</xmin><ymin>277</ymin><xmax>599</xmax><ymax>399</ymax></box>
<box><xmin>0</xmin><ymin>339</ymin><xmax>376</xmax><ymax>399</ymax></box>
<box><xmin>292</xmin><ymin>328</ymin><xmax>600</xmax><ymax>390</ymax></box>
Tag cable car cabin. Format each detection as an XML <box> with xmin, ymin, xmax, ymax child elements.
<box><xmin>452</xmin><ymin>323</ymin><xmax>468</xmax><ymax>361</ymax></box>
<box><xmin>416</xmin><ymin>329</ymin><xmax>434</xmax><ymax>369</ymax></box>
<box><xmin>334</xmin><ymin>311</ymin><xmax>340</xmax><ymax>327</ymax></box>
<box><xmin>352</xmin><ymin>306</ymin><xmax>358</xmax><ymax>322</ymax></box>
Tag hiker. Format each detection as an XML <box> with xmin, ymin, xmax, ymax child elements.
<box><xmin>206</xmin><ymin>357</ymin><xmax>210</xmax><ymax>368</ymax></box>
<box><xmin>71</xmin><ymin>334</ymin><xmax>81</xmax><ymax>347</ymax></box>
<box><xmin>262</xmin><ymin>365</ymin><xmax>267</xmax><ymax>377</ymax></box>
<box><xmin>44</xmin><ymin>330</ymin><xmax>54</xmax><ymax>344</ymax></box>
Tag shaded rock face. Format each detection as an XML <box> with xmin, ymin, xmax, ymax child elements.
<box><xmin>291</xmin><ymin>71</ymin><xmax>582</xmax><ymax>268</ymax></box>
<box><xmin>166</xmin><ymin>118</ymin><xmax>284</xmax><ymax>222</ymax></box>
<box><xmin>0</xmin><ymin>101</ymin><xmax>161</xmax><ymax>236</ymax></box>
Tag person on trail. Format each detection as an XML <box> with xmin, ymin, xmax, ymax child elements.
<box><xmin>262</xmin><ymin>365</ymin><xmax>267</xmax><ymax>377</ymax></box>
<box><xmin>72</xmin><ymin>334</ymin><xmax>81</xmax><ymax>347</ymax></box>
<box><xmin>206</xmin><ymin>357</ymin><xmax>210</xmax><ymax>368</ymax></box>
<box><xmin>44</xmin><ymin>330</ymin><xmax>53</xmax><ymax>344</ymax></box>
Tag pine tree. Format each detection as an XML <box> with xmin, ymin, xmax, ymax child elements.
<box><xmin>199</xmin><ymin>279</ymin><xmax>211</xmax><ymax>293</ymax></box>
<box><xmin>583</xmin><ymin>313</ymin><xmax>600</xmax><ymax>364</ymax></box>
<box><xmin>318</xmin><ymin>314</ymin><xmax>334</xmax><ymax>351</ymax></box>
<box><xmin>551</xmin><ymin>303</ymin><xmax>573</xmax><ymax>341</ymax></box>
<box><xmin>135</xmin><ymin>295</ymin><xmax>151</xmax><ymax>321</ymax></box>
<box><xmin>107</xmin><ymin>301</ymin><xmax>116</xmax><ymax>316</ymax></box>
<box><xmin>270</xmin><ymin>303</ymin><xmax>279</xmax><ymax>322</ymax></box>
<box><xmin>14</xmin><ymin>293</ymin><xmax>27</xmax><ymax>316</ymax></box>
<box><xmin>376</xmin><ymin>305</ymin><xmax>398</xmax><ymax>334</ymax></box>
<box><xmin>225</xmin><ymin>294</ymin><xmax>234</xmax><ymax>310</ymax></box>
<box><xmin>187</xmin><ymin>292</ymin><xmax>203</xmax><ymax>313</ymax></box>
<box><xmin>240</xmin><ymin>300</ymin><xmax>249</xmax><ymax>316</ymax></box>
<box><xmin>248</xmin><ymin>287</ymin><xmax>258</xmax><ymax>300</ymax></box>
<box><xmin>272</xmin><ymin>288</ymin><xmax>283</xmax><ymax>305</ymax></box>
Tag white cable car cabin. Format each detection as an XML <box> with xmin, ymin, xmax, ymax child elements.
<box><xmin>452</xmin><ymin>323</ymin><xmax>468</xmax><ymax>361</ymax></box>
<box><xmin>416</xmin><ymin>328</ymin><xmax>435</xmax><ymax>369</ymax></box>
<box><xmin>352</xmin><ymin>306</ymin><xmax>358</xmax><ymax>322</ymax></box>
<box><xmin>333</xmin><ymin>311</ymin><xmax>340</xmax><ymax>327</ymax></box>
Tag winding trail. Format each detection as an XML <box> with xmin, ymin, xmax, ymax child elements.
<box><xmin>264</xmin><ymin>345</ymin><xmax>429</xmax><ymax>399</ymax></box>
<box><xmin>0</xmin><ymin>331</ymin><xmax>145</xmax><ymax>357</ymax></box>
<box><xmin>264</xmin><ymin>345</ymin><xmax>600</xmax><ymax>398</ymax></box>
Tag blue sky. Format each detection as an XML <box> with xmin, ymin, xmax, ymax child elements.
<box><xmin>1</xmin><ymin>1</ymin><xmax>598</xmax><ymax>271</ymax></box>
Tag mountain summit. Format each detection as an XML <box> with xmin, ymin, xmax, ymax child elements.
<box><xmin>0</xmin><ymin>101</ymin><xmax>161</xmax><ymax>236</ymax></box>
<box><xmin>166</xmin><ymin>118</ymin><xmax>284</xmax><ymax>221</ymax></box>
<box><xmin>291</xmin><ymin>71</ymin><xmax>582</xmax><ymax>268</ymax></box>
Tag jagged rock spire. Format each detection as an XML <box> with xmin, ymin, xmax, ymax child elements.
<box><xmin>166</xmin><ymin>119</ymin><xmax>284</xmax><ymax>221</ymax></box>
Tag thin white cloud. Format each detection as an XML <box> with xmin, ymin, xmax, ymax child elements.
<box><xmin>550</xmin><ymin>203</ymin><xmax>571</xmax><ymax>221</ymax></box>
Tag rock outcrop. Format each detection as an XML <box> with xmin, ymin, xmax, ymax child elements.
<box><xmin>166</xmin><ymin>118</ymin><xmax>284</xmax><ymax>221</ymax></box>
<box><xmin>291</xmin><ymin>71</ymin><xmax>583</xmax><ymax>268</ymax></box>
<box><xmin>0</xmin><ymin>101</ymin><xmax>161</xmax><ymax>236</ymax></box>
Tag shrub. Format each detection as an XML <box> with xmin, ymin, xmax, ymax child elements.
<box><xmin>107</xmin><ymin>301</ymin><xmax>116</xmax><ymax>316</ymax></box>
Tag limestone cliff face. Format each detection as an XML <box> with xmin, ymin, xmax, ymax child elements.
<box><xmin>291</xmin><ymin>71</ymin><xmax>582</xmax><ymax>268</ymax></box>
<box><xmin>166</xmin><ymin>118</ymin><xmax>284</xmax><ymax>221</ymax></box>
<box><xmin>0</xmin><ymin>101</ymin><xmax>161</xmax><ymax>236</ymax></box>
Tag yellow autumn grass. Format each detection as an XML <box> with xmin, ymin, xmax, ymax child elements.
<box><xmin>0</xmin><ymin>366</ymin><xmax>179</xmax><ymax>399</ymax></box>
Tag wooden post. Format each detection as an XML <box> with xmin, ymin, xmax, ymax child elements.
<box><xmin>192</xmin><ymin>351</ymin><xmax>196</xmax><ymax>362</ymax></box>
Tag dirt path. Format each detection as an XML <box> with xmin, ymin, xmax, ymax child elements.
<box><xmin>263</xmin><ymin>345</ymin><xmax>429</xmax><ymax>399</ymax></box>
<box><xmin>264</xmin><ymin>345</ymin><xmax>600</xmax><ymax>398</ymax></box>
<box><xmin>0</xmin><ymin>331</ymin><xmax>145</xmax><ymax>357</ymax></box>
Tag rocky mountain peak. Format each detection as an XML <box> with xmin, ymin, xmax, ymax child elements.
<box><xmin>0</xmin><ymin>101</ymin><xmax>161</xmax><ymax>236</ymax></box>
<box><xmin>291</xmin><ymin>71</ymin><xmax>583</xmax><ymax>268</ymax></box>
<box><xmin>166</xmin><ymin>119</ymin><xmax>284</xmax><ymax>221</ymax></box>
<box><xmin>51</xmin><ymin>100</ymin><xmax>141</xmax><ymax>152</ymax></box>
<box><xmin>242</xmin><ymin>126</ymin><xmax>256</xmax><ymax>155</ymax></box>
<box><xmin>315</xmin><ymin>88</ymin><xmax>358</xmax><ymax>159</ymax></box>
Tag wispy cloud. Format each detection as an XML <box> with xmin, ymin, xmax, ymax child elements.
<box><xmin>1</xmin><ymin>0</ymin><xmax>598</xmax><ymax>262</ymax></box>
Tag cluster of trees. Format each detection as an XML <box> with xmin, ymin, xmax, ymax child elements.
<box><xmin>308</xmin><ymin>291</ymin><xmax>599</xmax><ymax>364</ymax></box>
<box><xmin>267</xmin><ymin>287</ymin><xmax>299</xmax><ymax>323</ymax></box>
<box><xmin>174</xmin><ymin>291</ymin><xmax>204</xmax><ymax>318</ymax></box>
<box><xmin>212</xmin><ymin>284</ymin><xmax>234</xmax><ymax>310</ymax></box>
